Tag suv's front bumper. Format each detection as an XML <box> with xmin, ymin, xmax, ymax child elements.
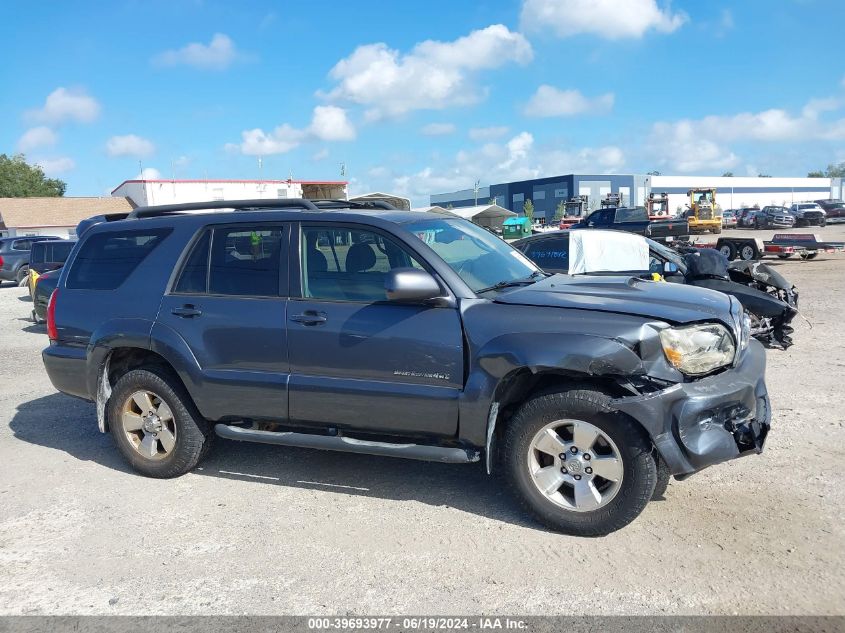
<box><xmin>611</xmin><ymin>341</ymin><xmax>770</xmax><ymax>476</ymax></box>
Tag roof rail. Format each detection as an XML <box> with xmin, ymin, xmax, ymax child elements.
<box><xmin>127</xmin><ymin>198</ymin><xmax>321</xmax><ymax>219</ymax></box>
<box><xmin>126</xmin><ymin>198</ymin><xmax>399</xmax><ymax>219</ymax></box>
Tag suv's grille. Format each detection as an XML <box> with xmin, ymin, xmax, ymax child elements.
<box><xmin>804</xmin><ymin>211</ymin><xmax>823</xmax><ymax>220</ymax></box>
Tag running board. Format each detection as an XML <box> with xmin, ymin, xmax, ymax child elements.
<box><xmin>214</xmin><ymin>424</ymin><xmax>479</xmax><ymax>464</ymax></box>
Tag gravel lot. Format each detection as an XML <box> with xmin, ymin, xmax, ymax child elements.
<box><xmin>0</xmin><ymin>225</ymin><xmax>843</xmax><ymax>616</ymax></box>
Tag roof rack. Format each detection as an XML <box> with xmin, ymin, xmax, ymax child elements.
<box><xmin>127</xmin><ymin>198</ymin><xmax>398</xmax><ymax>220</ymax></box>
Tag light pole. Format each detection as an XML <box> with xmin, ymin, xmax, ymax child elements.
<box><xmin>474</xmin><ymin>180</ymin><xmax>480</xmax><ymax>206</ymax></box>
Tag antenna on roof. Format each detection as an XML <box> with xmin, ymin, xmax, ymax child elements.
<box><xmin>340</xmin><ymin>162</ymin><xmax>346</xmax><ymax>177</ymax></box>
<box><xmin>258</xmin><ymin>156</ymin><xmax>263</xmax><ymax>179</ymax></box>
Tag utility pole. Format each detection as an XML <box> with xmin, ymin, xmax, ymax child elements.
<box><xmin>474</xmin><ymin>180</ymin><xmax>481</xmax><ymax>206</ymax></box>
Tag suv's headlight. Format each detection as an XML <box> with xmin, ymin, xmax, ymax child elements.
<box><xmin>659</xmin><ymin>323</ymin><xmax>736</xmax><ymax>376</ymax></box>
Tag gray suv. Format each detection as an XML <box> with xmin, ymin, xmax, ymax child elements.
<box><xmin>0</xmin><ymin>236</ymin><xmax>62</xmax><ymax>284</ymax></box>
<box><xmin>42</xmin><ymin>199</ymin><xmax>770</xmax><ymax>535</ymax></box>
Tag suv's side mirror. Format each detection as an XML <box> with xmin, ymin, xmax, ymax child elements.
<box><xmin>384</xmin><ymin>268</ymin><xmax>442</xmax><ymax>302</ymax></box>
<box><xmin>664</xmin><ymin>261</ymin><xmax>679</xmax><ymax>274</ymax></box>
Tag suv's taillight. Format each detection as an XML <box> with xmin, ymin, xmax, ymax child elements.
<box><xmin>0</xmin><ymin>255</ymin><xmax>4</xmax><ymax>268</ymax></box>
<box><xmin>47</xmin><ymin>290</ymin><xmax>58</xmax><ymax>341</ymax></box>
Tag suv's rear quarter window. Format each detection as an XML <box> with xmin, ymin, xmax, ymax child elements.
<box><xmin>66</xmin><ymin>228</ymin><xmax>172</xmax><ymax>290</ymax></box>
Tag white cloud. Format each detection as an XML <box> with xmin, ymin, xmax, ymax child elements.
<box><xmin>468</xmin><ymin>126</ymin><xmax>510</xmax><ymax>141</ymax></box>
<box><xmin>312</xmin><ymin>148</ymin><xmax>330</xmax><ymax>161</ymax></box>
<box><xmin>135</xmin><ymin>167</ymin><xmax>162</xmax><ymax>180</ymax></box>
<box><xmin>325</xmin><ymin>24</ymin><xmax>533</xmax><ymax>119</ymax></box>
<box><xmin>647</xmin><ymin>93</ymin><xmax>845</xmax><ymax>172</ymax></box>
<box><xmin>421</xmin><ymin>123</ymin><xmax>457</xmax><ymax>136</ymax></box>
<box><xmin>648</xmin><ymin>121</ymin><xmax>739</xmax><ymax>173</ymax></box>
<box><xmin>35</xmin><ymin>157</ymin><xmax>75</xmax><ymax>175</ymax></box>
<box><xmin>230</xmin><ymin>106</ymin><xmax>356</xmax><ymax>155</ymax></box>
<box><xmin>388</xmin><ymin>132</ymin><xmax>624</xmax><ymax>201</ymax></box>
<box><xmin>106</xmin><ymin>134</ymin><xmax>156</xmax><ymax>158</ymax></box>
<box><xmin>17</xmin><ymin>126</ymin><xmax>58</xmax><ymax>152</ymax></box>
<box><xmin>26</xmin><ymin>87</ymin><xmax>100</xmax><ymax>125</ymax></box>
<box><xmin>153</xmin><ymin>33</ymin><xmax>244</xmax><ymax>70</ymax></box>
<box><xmin>521</xmin><ymin>0</ymin><xmax>687</xmax><ymax>39</ymax></box>
<box><xmin>523</xmin><ymin>85</ymin><xmax>614</xmax><ymax>117</ymax></box>
<box><xmin>309</xmin><ymin>105</ymin><xmax>356</xmax><ymax>141</ymax></box>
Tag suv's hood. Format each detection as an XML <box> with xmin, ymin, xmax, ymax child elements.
<box><xmin>495</xmin><ymin>274</ymin><xmax>734</xmax><ymax>325</ymax></box>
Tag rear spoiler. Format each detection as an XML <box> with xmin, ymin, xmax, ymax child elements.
<box><xmin>75</xmin><ymin>212</ymin><xmax>131</xmax><ymax>237</ymax></box>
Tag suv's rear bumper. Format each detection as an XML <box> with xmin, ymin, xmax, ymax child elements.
<box><xmin>42</xmin><ymin>344</ymin><xmax>91</xmax><ymax>400</ymax></box>
<box><xmin>611</xmin><ymin>341</ymin><xmax>770</xmax><ymax>476</ymax></box>
<box><xmin>0</xmin><ymin>268</ymin><xmax>17</xmax><ymax>281</ymax></box>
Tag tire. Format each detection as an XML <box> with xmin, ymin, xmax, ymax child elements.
<box><xmin>713</xmin><ymin>226</ymin><xmax>722</xmax><ymax>234</ymax></box>
<box><xmin>754</xmin><ymin>218</ymin><xmax>761</xmax><ymax>230</ymax></box>
<box><xmin>718</xmin><ymin>242</ymin><xmax>737</xmax><ymax>260</ymax></box>
<box><xmin>16</xmin><ymin>266</ymin><xmax>29</xmax><ymax>284</ymax></box>
<box><xmin>800</xmin><ymin>252</ymin><xmax>818</xmax><ymax>260</ymax></box>
<box><xmin>107</xmin><ymin>367</ymin><xmax>212</xmax><ymax>478</ymax></box>
<box><xmin>820</xmin><ymin>219</ymin><xmax>827</xmax><ymax>227</ymax></box>
<box><xmin>652</xmin><ymin>455</ymin><xmax>671</xmax><ymax>500</ymax></box>
<box><xmin>502</xmin><ymin>387</ymin><xmax>656</xmax><ymax>536</ymax></box>
<box><xmin>740</xmin><ymin>244</ymin><xmax>757</xmax><ymax>261</ymax></box>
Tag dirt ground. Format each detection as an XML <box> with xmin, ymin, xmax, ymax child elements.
<box><xmin>0</xmin><ymin>224</ymin><xmax>843</xmax><ymax>616</ymax></box>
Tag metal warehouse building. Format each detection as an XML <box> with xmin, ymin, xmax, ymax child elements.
<box><xmin>432</xmin><ymin>174</ymin><xmax>843</xmax><ymax>221</ymax></box>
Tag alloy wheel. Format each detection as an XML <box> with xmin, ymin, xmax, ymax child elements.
<box><xmin>121</xmin><ymin>390</ymin><xmax>177</xmax><ymax>460</ymax></box>
<box><xmin>527</xmin><ymin>419</ymin><xmax>623</xmax><ymax>512</ymax></box>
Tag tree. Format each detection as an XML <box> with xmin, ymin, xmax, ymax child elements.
<box><xmin>554</xmin><ymin>200</ymin><xmax>566</xmax><ymax>221</ymax></box>
<box><xmin>647</xmin><ymin>170</ymin><xmax>661</xmax><ymax>176</ymax></box>
<box><xmin>807</xmin><ymin>161</ymin><xmax>845</xmax><ymax>178</ymax></box>
<box><xmin>758</xmin><ymin>174</ymin><xmax>772</xmax><ymax>178</ymax></box>
<box><xmin>0</xmin><ymin>154</ymin><xmax>66</xmax><ymax>197</ymax></box>
<box><xmin>722</xmin><ymin>171</ymin><xmax>734</xmax><ymax>177</ymax></box>
<box><xmin>522</xmin><ymin>198</ymin><xmax>534</xmax><ymax>222</ymax></box>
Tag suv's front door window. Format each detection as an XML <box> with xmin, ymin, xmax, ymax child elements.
<box><xmin>301</xmin><ymin>226</ymin><xmax>423</xmax><ymax>302</ymax></box>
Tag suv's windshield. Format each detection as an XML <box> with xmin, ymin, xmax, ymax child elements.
<box><xmin>404</xmin><ymin>218</ymin><xmax>541</xmax><ymax>293</ymax></box>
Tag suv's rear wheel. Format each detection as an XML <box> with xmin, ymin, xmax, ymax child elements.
<box><xmin>108</xmin><ymin>368</ymin><xmax>212</xmax><ymax>478</ymax></box>
<box><xmin>16</xmin><ymin>266</ymin><xmax>29</xmax><ymax>285</ymax></box>
<box><xmin>502</xmin><ymin>388</ymin><xmax>656</xmax><ymax>536</ymax></box>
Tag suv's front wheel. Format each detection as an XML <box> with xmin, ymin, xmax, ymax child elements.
<box><xmin>503</xmin><ymin>388</ymin><xmax>656</xmax><ymax>536</ymax></box>
<box><xmin>107</xmin><ymin>368</ymin><xmax>212</xmax><ymax>478</ymax></box>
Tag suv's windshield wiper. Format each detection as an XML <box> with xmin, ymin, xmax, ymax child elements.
<box><xmin>476</xmin><ymin>270</ymin><xmax>546</xmax><ymax>294</ymax></box>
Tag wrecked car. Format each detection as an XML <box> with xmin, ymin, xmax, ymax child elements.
<box><xmin>514</xmin><ymin>229</ymin><xmax>798</xmax><ymax>349</ymax></box>
<box><xmin>42</xmin><ymin>200</ymin><xmax>769</xmax><ymax>536</ymax></box>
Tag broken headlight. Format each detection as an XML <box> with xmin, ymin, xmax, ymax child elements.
<box><xmin>659</xmin><ymin>323</ymin><xmax>735</xmax><ymax>376</ymax></box>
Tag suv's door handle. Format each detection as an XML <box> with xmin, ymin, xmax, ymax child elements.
<box><xmin>172</xmin><ymin>305</ymin><xmax>202</xmax><ymax>318</ymax></box>
<box><xmin>290</xmin><ymin>311</ymin><xmax>327</xmax><ymax>325</ymax></box>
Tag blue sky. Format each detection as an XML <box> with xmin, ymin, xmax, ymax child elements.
<box><xmin>1</xmin><ymin>0</ymin><xmax>844</xmax><ymax>205</ymax></box>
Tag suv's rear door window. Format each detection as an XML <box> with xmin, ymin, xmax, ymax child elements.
<box><xmin>173</xmin><ymin>231</ymin><xmax>211</xmax><ymax>294</ymax></box>
<box><xmin>208</xmin><ymin>226</ymin><xmax>284</xmax><ymax>296</ymax></box>
<box><xmin>67</xmin><ymin>228</ymin><xmax>171</xmax><ymax>290</ymax></box>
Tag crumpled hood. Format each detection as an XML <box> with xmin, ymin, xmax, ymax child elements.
<box><xmin>495</xmin><ymin>274</ymin><xmax>734</xmax><ymax>325</ymax></box>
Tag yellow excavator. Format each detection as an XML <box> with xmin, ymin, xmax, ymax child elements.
<box><xmin>685</xmin><ymin>188</ymin><xmax>722</xmax><ymax>234</ymax></box>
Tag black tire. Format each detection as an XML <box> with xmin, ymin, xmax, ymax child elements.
<box><xmin>107</xmin><ymin>367</ymin><xmax>212</xmax><ymax>478</ymax></box>
<box><xmin>819</xmin><ymin>219</ymin><xmax>826</xmax><ymax>227</ymax></box>
<box><xmin>718</xmin><ymin>242</ymin><xmax>737</xmax><ymax>260</ymax></box>
<box><xmin>502</xmin><ymin>387</ymin><xmax>656</xmax><ymax>536</ymax></box>
<box><xmin>652</xmin><ymin>455</ymin><xmax>670</xmax><ymax>500</ymax></box>
<box><xmin>713</xmin><ymin>226</ymin><xmax>722</xmax><ymax>234</ymax></box>
<box><xmin>16</xmin><ymin>266</ymin><xmax>29</xmax><ymax>284</ymax></box>
<box><xmin>754</xmin><ymin>218</ymin><xmax>761</xmax><ymax>230</ymax></box>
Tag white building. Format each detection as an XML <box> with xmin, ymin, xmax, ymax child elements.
<box><xmin>111</xmin><ymin>179</ymin><xmax>348</xmax><ymax>208</ymax></box>
<box><xmin>648</xmin><ymin>175</ymin><xmax>838</xmax><ymax>213</ymax></box>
